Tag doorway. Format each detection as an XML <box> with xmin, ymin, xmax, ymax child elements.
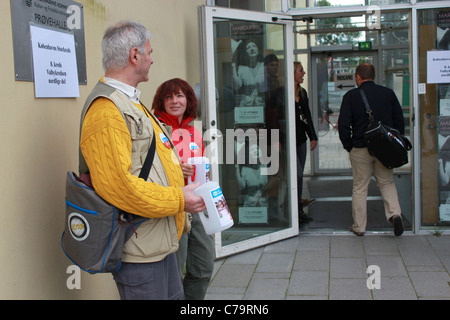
<box><xmin>198</xmin><ymin>6</ymin><xmax>299</xmax><ymax>258</ymax></box>
<box><xmin>289</xmin><ymin>7</ymin><xmax>413</xmax><ymax>234</ymax></box>
<box><xmin>301</xmin><ymin>50</ymin><xmax>412</xmax><ymax>233</ymax></box>
<box><xmin>311</xmin><ymin>50</ymin><xmax>377</xmax><ymax>175</ymax></box>
<box><xmin>200</xmin><ymin>4</ymin><xmax>414</xmax><ymax>254</ymax></box>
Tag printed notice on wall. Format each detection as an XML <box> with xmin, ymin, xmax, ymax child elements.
<box><xmin>427</xmin><ymin>50</ymin><xmax>450</xmax><ymax>84</ymax></box>
<box><xmin>30</xmin><ymin>23</ymin><xmax>79</xmax><ymax>98</ymax></box>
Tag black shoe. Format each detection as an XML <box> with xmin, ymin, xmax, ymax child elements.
<box><xmin>299</xmin><ymin>212</ymin><xmax>313</xmax><ymax>224</ymax></box>
<box><xmin>391</xmin><ymin>216</ymin><xmax>404</xmax><ymax>236</ymax></box>
<box><xmin>301</xmin><ymin>198</ymin><xmax>316</xmax><ymax>207</ymax></box>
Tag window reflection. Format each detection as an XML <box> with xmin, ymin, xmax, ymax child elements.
<box><xmin>419</xmin><ymin>8</ymin><xmax>450</xmax><ymax>226</ymax></box>
<box><xmin>213</xmin><ymin>19</ymin><xmax>291</xmax><ymax>245</ymax></box>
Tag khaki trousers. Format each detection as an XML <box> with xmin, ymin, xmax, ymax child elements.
<box><xmin>349</xmin><ymin>147</ymin><xmax>401</xmax><ymax>233</ymax></box>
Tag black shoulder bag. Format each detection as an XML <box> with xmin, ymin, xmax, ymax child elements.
<box><xmin>360</xmin><ymin>89</ymin><xmax>412</xmax><ymax>169</ymax></box>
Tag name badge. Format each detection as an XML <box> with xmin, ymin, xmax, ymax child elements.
<box><xmin>160</xmin><ymin>132</ymin><xmax>171</xmax><ymax>148</ymax></box>
<box><xmin>189</xmin><ymin>142</ymin><xmax>199</xmax><ymax>150</ymax></box>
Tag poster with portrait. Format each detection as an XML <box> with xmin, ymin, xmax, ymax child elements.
<box><xmin>437</xmin><ymin>10</ymin><xmax>450</xmax><ymax>221</ymax></box>
<box><xmin>438</xmin><ymin>117</ymin><xmax>450</xmax><ymax>221</ymax></box>
<box><xmin>230</xmin><ymin>22</ymin><xmax>266</xmax><ymax>127</ymax></box>
<box><xmin>234</xmin><ymin>135</ymin><xmax>268</xmax><ymax>224</ymax></box>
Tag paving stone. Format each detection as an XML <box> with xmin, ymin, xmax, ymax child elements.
<box><xmin>244</xmin><ymin>278</ymin><xmax>289</xmax><ymax>300</ymax></box>
<box><xmin>371</xmin><ymin>277</ymin><xmax>418</xmax><ymax>300</ymax></box>
<box><xmin>366</xmin><ymin>255</ymin><xmax>408</xmax><ymax>277</ymax></box>
<box><xmin>331</xmin><ymin>236</ymin><xmax>364</xmax><ymax>257</ymax></box>
<box><xmin>409</xmin><ymin>271</ymin><xmax>450</xmax><ymax>299</ymax></box>
<box><xmin>255</xmin><ymin>253</ymin><xmax>294</xmax><ymax>273</ymax></box>
<box><xmin>297</xmin><ymin>235</ymin><xmax>331</xmax><ymax>251</ymax></box>
<box><xmin>330</xmin><ymin>257</ymin><xmax>367</xmax><ymax>279</ymax></box>
<box><xmin>329</xmin><ymin>278</ymin><xmax>373</xmax><ymax>300</ymax></box>
<box><xmin>363</xmin><ymin>236</ymin><xmax>399</xmax><ymax>256</ymax></box>
<box><xmin>225</xmin><ymin>247</ymin><xmax>263</xmax><ymax>265</ymax></box>
<box><xmin>396</xmin><ymin>236</ymin><xmax>442</xmax><ymax>267</ymax></box>
<box><xmin>293</xmin><ymin>250</ymin><xmax>329</xmax><ymax>271</ymax></box>
<box><xmin>263</xmin><ymin>237</ymin><xmax>299</xmax><ymax>253</ymax></box>
<box><xmin>287</xmin><ymin>271</ymin><xmax>329</xmax><ymax>296</ymax></box>
<box><xmin>204</xmin><ymin>286</ymin><xmax>246</xmax><ymax>300</ymax></box>
<box><xmin>209</xmin><ymin>264</ymin><xmax>255</xmax><ymax>288</ymax></box>
<box><xmin>205</xmin><ymin>235</ymin><xmax>450</xmax><ymax>300</ymax></box>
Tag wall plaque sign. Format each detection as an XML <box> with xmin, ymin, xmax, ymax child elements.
<box><xmin>30</xmin><ymin>23</ymin><xmax>80</xmax><ymax>98</ymax></box>
<box><xmin>10</xmin><ymin>0</ymin><xmax>86</xmax><ymax>84</ymax></box>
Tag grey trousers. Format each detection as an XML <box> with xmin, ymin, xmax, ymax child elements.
<box><xmin>349</xmin><ymin>147</ymin><xmax>402</xmax><ymax>233</ymax></box>
<box><xmin>176</xmin><ymin>213</ymin><xmax>215</xmax><ymax>300</ymax></box>
<box><xmin>113</xmin><ymin>253</ymin><xmax>184</xmax><ymax>300</ymax></box>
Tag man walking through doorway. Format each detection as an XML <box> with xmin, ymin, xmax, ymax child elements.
<box><xmin>338</xmin><ymin>63</ymin><xmax>405</xmax><ymax>236</ymax></box>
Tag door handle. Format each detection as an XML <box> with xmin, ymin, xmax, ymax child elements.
<box><xmin>425</xmin><ymin>113</ymin><xmax>437</xmax><ymax>129</ymax></box>
<box><xmin>211</xmin><ymin>133</ymin><xmax>223</xmax><ymax>140</ymax></box>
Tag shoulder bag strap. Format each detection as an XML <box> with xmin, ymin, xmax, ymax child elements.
<box><xmin>138</xmin><ymin>131</ymin><xmax>156</xmax><ymax>181</ymax></box>
<box><xmin>123</xmin><ymin>131</ymin><xmax>155</xmax><ymax>237</ymax></box>
<box><xmin>360</xmin><ymin>89</ymin><xmax>374</xmax><ymax>122</ymax></box>
<box><xmin>138</xmin><ymin>103</ymin><xmax>158</xmax><ymax>181</ymax></box>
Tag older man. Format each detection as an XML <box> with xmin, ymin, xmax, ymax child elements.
<box><xmin>338</xmin><ymin>63</ymin><xmax>405</xmax><ymax>237</ymax></box>
<box><xmin>79</xmin><ymin>20</ymin><xmax>205</xmax><ymax>299</ymax></box>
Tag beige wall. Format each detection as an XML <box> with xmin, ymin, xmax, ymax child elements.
<box><xmin>0</xmin><ymin>0</ymin><xmax>205</xmax><ymax>299</ymax></box>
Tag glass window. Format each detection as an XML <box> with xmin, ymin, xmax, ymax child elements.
<box><xmin>418</xmin><ymin>8</ymin><xmax>450</xmax><ymax>227</ymax></box>
<box><xmin>311</xmin><ymin>0</ymin><xmax>365</xmax><ymax>6</ymax></box>
<box><xmin>266</xmin><ymin>0</ymin><xmax>284</xmax><ymax>11</ymax></box>
<box><xmin>289</xmin><ymin>0</ymin><xmax>412</xmax><ymax>8</ymax></box>
<box><xmin>382</xmin><ymin>49</ymin><xmax>410</xmax><ymax>105</ymax></box>
<box><xmin>370</xmin><ymin>0</ymin><xmax>410</xmax><ymax>3</ymax></box>
<box><xmin>313</xmin><ymin>53</ymin><xmax>375</xmax><ymax>173</ymax></box>
<box><xmin>312</xmin><ymin>16</ymin><xmax>367</xmax><ymax>47</ymax></box>
<box><xmin>381</xmin><ymin>12</ymin><xmax>409</xmax><ymax>46</ymax></box>
<box><xmin>215</xmin><ymin>0</ymin><xmax>283</xmax><ymax>12</ymax></box>
<box><xmin>212</xmin><ymin>18</ymin><xmax>294</xmax><ymax>246</ymax></box>
<box><xmin>289</xmin><ymin>0</ymin><xmax>307</xmax><ymax>8</ymax></box>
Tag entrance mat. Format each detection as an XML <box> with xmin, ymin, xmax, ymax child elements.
<box><xmin>306</xmin><ymin>200</ymin><xmax>391</xmax><ymax>230</ymax></box>
<box><xmin>307</xmin><ymin>179</ymin><xmax>380</xmax><ymax>198</ymax></box>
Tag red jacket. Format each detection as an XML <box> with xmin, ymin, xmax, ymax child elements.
<box><xmin>154</xmin><ymin>111</ymin><xmax>204</xmax><ymax>163</ymax></box>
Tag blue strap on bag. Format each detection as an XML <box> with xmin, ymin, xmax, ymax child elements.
<box><xmin>61</xmin><ymin>134</ymin><xmax>156</xmax><ymax>273</ymax></box>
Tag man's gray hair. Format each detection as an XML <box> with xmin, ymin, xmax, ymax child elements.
<box><xmin>102</xmin><ymin>20</ymin><xmax>152</xmax><ymax>71</ymax></box>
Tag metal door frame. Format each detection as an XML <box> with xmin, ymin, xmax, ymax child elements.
<box><xmin>198</xmin><ymin>5</ymin><xmax>298</xmax><ymax>258</ymax></box>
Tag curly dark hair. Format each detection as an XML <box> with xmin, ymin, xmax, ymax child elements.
<box><xmin>151</xmin><ymin>78</ymin><xmax>198</xmax><ymax>119</ymax></box>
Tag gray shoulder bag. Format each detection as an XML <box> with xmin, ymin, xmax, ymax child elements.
<box><xmin>61</xmin><ymin>134</ymin><xmax>156</xmax><ymax>273</ymax></box>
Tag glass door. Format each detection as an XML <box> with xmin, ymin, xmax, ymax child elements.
<box><xmin>311</xmin><ymin>51</ymin><xmax>377</xmax><ymax>174</ymax></box>
<box><xmin>198</xmin><ymin>6</ymin><xmax>297</xmax><ymax>258</ymax></box>
<box><xmin>417</xmin><ymin>7</ymin><xmax>450</xmax><ymax>229</ymax></box>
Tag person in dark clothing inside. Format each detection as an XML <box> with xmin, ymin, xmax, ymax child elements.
<box><xmin>338</xmin><ymin>63</ymin><xmax>405</xmax><ymax>236</ymax></box>
<box><xmin>294</xmin><ymin>61</ymin><xmax>318</xmax><ymax>224</ymax></box>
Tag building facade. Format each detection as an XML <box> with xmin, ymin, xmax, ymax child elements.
<box><xmin>0</xmin><ymin>0</ymin><xmax>448</xmax><ymax>299</ymax></box>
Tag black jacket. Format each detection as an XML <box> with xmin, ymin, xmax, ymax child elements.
<box><xmin>338</xmin><ymin>81</ymin><xmax>405</xmax><ymax>152</ymax></box>
<box><xmin>295</xmin><ymin>87</ymin><xmax>317</xmax><ymax>145</ymax></box>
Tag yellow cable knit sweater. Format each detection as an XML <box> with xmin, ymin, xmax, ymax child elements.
<box><xmin>80</xmin><ymin>97</ymin><xmax>185</xmax><ymax>239</ymax></box>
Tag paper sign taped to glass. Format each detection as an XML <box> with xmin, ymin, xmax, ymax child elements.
<box><xmin>234</xmin><ymin>106</ymin><xmax>265</xmax><ymax>125</ymax></box>
<box><xmin>239</xmin><ymin>207</ymin><xmax>268</xmax><ymax>224</ymax></box>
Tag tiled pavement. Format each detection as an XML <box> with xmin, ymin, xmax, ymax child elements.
<box><xmin>205</xmin><ymin>234</ymin><xmax>450</xmax><ymax>300</ymax></box>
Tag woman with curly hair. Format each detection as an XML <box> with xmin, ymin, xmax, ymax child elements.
<box><xmin>152</xmin><ymin>78</ymin><xmax>214</xmax><ymax>300</ymax></box>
